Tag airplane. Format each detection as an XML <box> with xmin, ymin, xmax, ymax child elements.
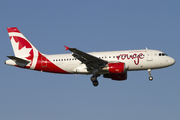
<box><xmin>5</xmin><ymin>27</ymin><xmax>175</xmax><ymax>87</ymax></box>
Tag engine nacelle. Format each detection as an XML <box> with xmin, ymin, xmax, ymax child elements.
<box><xmin>102</xmin><ymin>62</ymin><xmax>125</xmax><ymax>74</ymax></box>
<box><xmin>103</xmin><ymin>72</ymin><xmax>127</xmax><ymax>81</ymax></box>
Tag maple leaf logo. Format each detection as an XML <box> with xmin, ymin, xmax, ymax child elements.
<box><xmin>11</xmin><ymin>36</ymin><xmax>33</xmax><ymax>58</ymax></box>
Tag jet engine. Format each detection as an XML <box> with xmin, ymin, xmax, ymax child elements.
<box><xmin>102</xmin><ymin>62</ymin><xmax>127</xmax><ymax>81</ymax></box>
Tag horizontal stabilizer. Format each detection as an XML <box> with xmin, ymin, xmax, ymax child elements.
<box><xmin>6</xmin><ymin>56</ymin><xmax>30</xmax><ymax>67</ymax></box>
<box><xmin>7</xmin><ymin>56</ymin><xmax>30</xmax><ymax>64</ymax></box>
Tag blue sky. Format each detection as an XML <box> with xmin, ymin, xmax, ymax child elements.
<box><xmin>0</xmin><ymin>0</ymin><xmax>179</xmax><ymax>120</ymax></box>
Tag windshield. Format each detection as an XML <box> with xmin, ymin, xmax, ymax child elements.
<box><xmin>159</xmin><ymin>53</ymin><xmax>168</xmax><ymax>56</ymax></box>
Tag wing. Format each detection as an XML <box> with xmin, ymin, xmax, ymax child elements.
<box><xmin>64</xmin><ymin>46</ymin><xmax>108</xmax><ymax>70</ymax></box>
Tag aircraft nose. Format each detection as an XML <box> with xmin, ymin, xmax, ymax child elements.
<box><xmin>169</xmin><ymin>57</ymin><xmax>175</xmax><ymax>66</ymax></box>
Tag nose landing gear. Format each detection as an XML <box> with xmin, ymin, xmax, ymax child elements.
<box><xmin>148</xmin><ymin>69</ymin><xmax>153</xmax><ymax>81</ymax></box>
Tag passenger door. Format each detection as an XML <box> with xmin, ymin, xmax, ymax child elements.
<box><xmin>147</xmin><ymin>50</ymin><xmax>153</xmax><ymax>61</ymax></box>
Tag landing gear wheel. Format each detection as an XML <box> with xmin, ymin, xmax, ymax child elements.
<box><xmin>91</xmin><ymin>76</ymin><xmax>97</xmax><ymax>82</ymax></box>
<box><xmin>92</xmin><ymin>81</ymin><xmax>99</xmax><ymax>87</ymax></box>
<box><xmin>149</xmin><ymin>76</ymin><xmax>153</xmax><ymax>81</ymax></box>
<box><xmin>91</xmin><ymin>74</ymin><xmax>100</xmax><ymax>87</ymax></box>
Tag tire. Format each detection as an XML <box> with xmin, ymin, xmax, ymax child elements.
<box><xmin>91</xmin><ymin>76</ymin><xmax>97</xmax><ymax>82</ymax></box>
<box><xmin>92</xmin><ymin>81</ymin><xmax>99</xmax><ymax>87</ymax></box>
<box><xmin>149</xmin><ymin>76</ymin><xmax>153</xmax><ymax>81</ymax></box>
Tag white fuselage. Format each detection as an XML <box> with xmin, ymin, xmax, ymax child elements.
<box><xmin>44</xmin><ymin>49</ymin><xmax>175</xmax><ymax>74</ymax></box>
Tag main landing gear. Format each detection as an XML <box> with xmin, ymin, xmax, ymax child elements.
<box><xmin>91</xmin><ymin>75</ymin><xmax>99</xmax><ymax>87</ymax></box>
<box><xmin>148</xmin><ymin>69</ymin><xmax>153</xmax><ymax>81</ymax></box>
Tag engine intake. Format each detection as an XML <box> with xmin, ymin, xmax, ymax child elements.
<box><xmin>102</xmin><ymin>62</ymin><xmax>125</xmax><ymax>74</ymax></box>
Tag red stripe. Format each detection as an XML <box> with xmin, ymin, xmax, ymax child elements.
<box><xmin>34</xmin><ymin>52</ymin><xmax>70</xmax><ymax>74</ymax></box>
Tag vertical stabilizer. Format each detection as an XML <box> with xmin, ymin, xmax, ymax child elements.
<box><xmin>7</xmin><ymin>27</ymin><xmax>40</xmax><ymax>69</ymax></box>
<box><xmin>7</xmin><ymin>27</ymin><xmax>39</xmax><ymax>58</ymax></box>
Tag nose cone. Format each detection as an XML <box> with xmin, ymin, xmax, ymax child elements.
<box><xmin>169</xmin><ymin>57</ymin><xmax>175</xmax><ymax>66</ymax></box>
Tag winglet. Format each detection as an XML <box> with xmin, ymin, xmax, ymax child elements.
<box><xmin>64</xmin><ymin>46</ymin><xmax>70</xmax><ymax>51</ymax></box>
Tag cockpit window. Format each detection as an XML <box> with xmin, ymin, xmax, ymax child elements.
<box><xmin>159</xmin><ymin>53</ymin><xmax>168</xmax><ymax>56</ymax></box>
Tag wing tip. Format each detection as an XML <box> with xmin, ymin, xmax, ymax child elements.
<box><xmin>64</xmin><ymin>46</ymin><xmax>70</xmax><ymax>51</ymax></box>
